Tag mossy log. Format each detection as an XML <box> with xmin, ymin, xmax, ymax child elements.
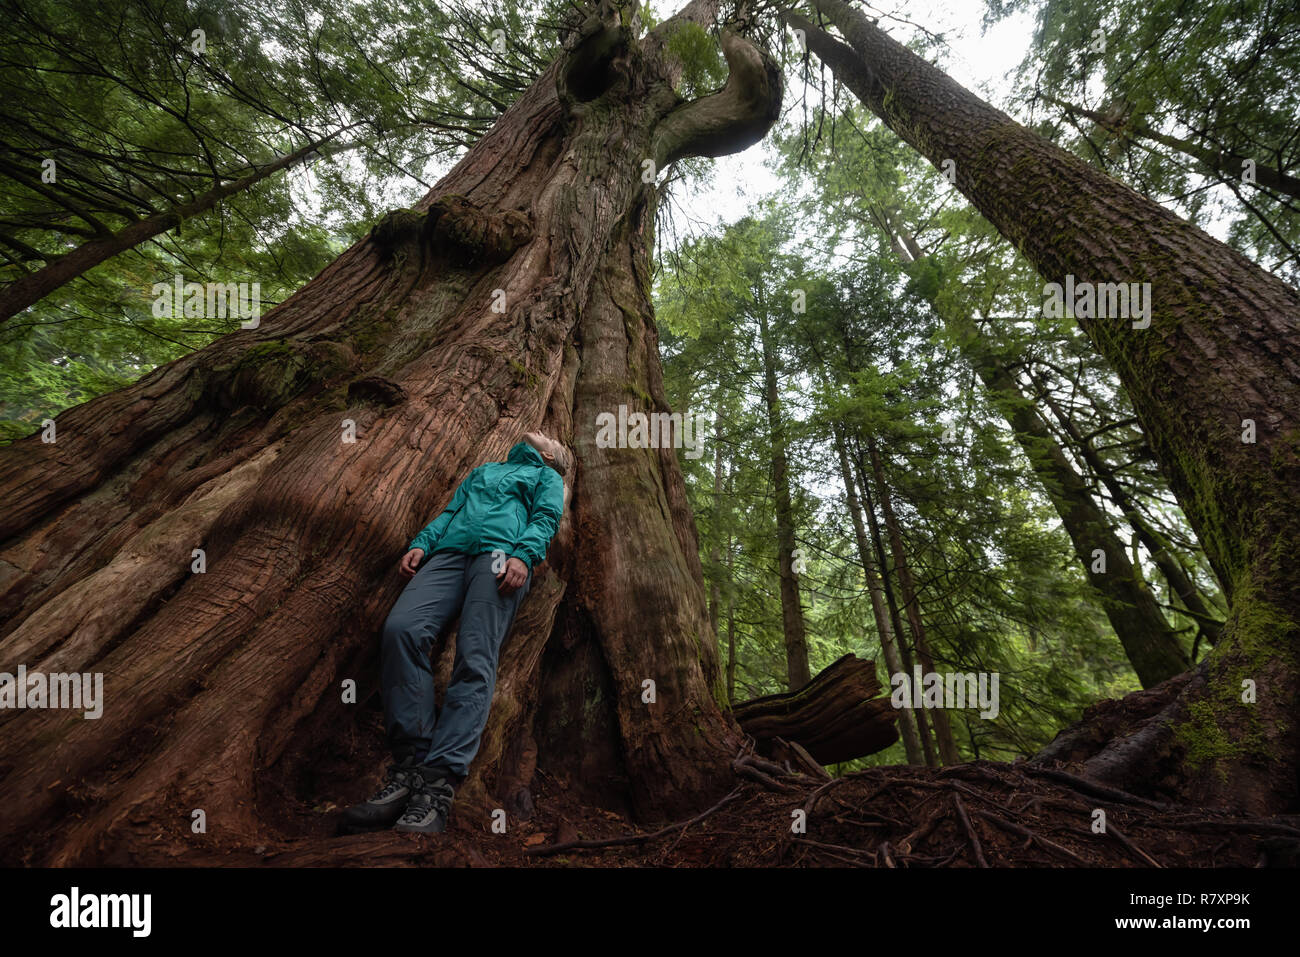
<box><xmin>733</xmin><ymin>654</ymin><xmax>899</xmax><ymax>765</ymax></box>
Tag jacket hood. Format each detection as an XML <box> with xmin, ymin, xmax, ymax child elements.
<box><xmin>507</xmin><ymin>441</ymin><xmax>546</xmax><ymax>468</ymax></box>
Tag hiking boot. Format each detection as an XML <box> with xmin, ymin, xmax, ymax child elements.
<box><xmin>392</xmin><ymin>768</ymin><xmax>456</xmax><ymax>834</ymax></box>
<box><xmin>340</xmin><ymin>762</ymin><xmax>419</xmax><ymax>832</ymax></box>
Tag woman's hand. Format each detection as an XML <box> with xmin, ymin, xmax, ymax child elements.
<box><xmin>497</xmin><ymin>556</ymin><xmax>529</xmax><ymax>594</ymax></box>
<box><xmin>399</xmin><ymin>548</ymin><xmax>425</xmax><ymax>579</ymax></box>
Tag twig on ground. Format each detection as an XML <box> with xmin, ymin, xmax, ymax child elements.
<box><xmin>790</xmin><ymin>836</ymin><xmax>878</xmax><ymax>865</ymax></box>
<box><xmin>1024</xmin><ymin>766</ymin><xmax>1171</xmax><ymax>810</ymax></box>
<box><xmin>526</xmin><ymin>787</ymin><xmax>744</xmax><ymax>857</ymax></box>
<box><xmin>952</xmin><ymin>793</ymin><xmax>989</xmax><ymax>867</ymax></box>
<box><xmin>879</xmin><ymin>840</ymin><xmax>897</xmax><ymax>868</ymax></box>
<box><xmin>803</xmin><ymin>775</ymin><xmax>850</xmax><ymax>817</ymax></box>
<box><xmin>733</xmin><ymin>757</ymin><xmax>805</xmax><ymax>793</ymax></box>
<box><xmin>974</xmin><ymin>807</ymin><xmax>1088</xmax><ymax>865</ymax></box>
<box><xmin>1105</xmin><ymin>821</ymin><xmax>1163</xmax><ymax>868</ymax></box>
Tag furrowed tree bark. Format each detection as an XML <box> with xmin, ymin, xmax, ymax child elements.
<box><xmin>792</xmin><ymin>0</ymin><xmax>1300</xmax><ymax>812</ymax></box>
<box><xmin>0</xmin><ymin>0</ymin><xmax>782</xmax><ymax>864</ymax></box>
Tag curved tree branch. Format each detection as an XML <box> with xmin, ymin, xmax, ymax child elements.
<box><xmin>652</xmin><ymin>29</ymin><xmax>783</xmax><ymax>168</ymax></box>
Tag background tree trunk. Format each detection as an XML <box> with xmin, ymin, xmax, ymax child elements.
<box><xmin>792</xmin><ymin>0</ymin><xmax>1300</xmax><ymax>813</ymax></box>
<box><xmin>962</xmin><ymin>339</ymin><xmax>1189</xmax><ymax>686</ymax></box>
<box><xmin>832</xmin><ymin>424</ymin><xmax>924</xmax><ymax>764</ymax></box>
<box><xmin>1048</xmin><ymin>98</ymin><xmax>1300</xmax><ymax>203</ymax></box>
<box><xmin>708</xmin><ymin>405</ymin><xmax>725</xmax><ymax>634</ymax></box>
<box><xmin>866</xmin><ymin>437</ymin><xmax>961</xmax><ymax>763</ymax></box>
<box><xmin>1029</xmin><ymin>373</ymin><xmax>1225</xmax><ymax>648</ymax></box>
<box><xmin>881</xmin><ymin>217</ymin><xmax>1192</xmax><ymax>686</ymax></box>
<box><xmin>758</xmin><ymin>303</ymin><xmax>812</xmax><ymax>690</ymax></box>
<box><xmin>853</xmin><ymin>448</ymin><xmax>939</xmax><ymax>767</ymax></box>
<box><xmin>0</xmin><ymin>1</ymin><xmax>782</xmax><ymax>864</ymax></box>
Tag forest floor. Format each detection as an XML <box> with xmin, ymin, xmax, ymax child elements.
<box><xmin>148</xmin><ymin>755</ymin><xmax>1300</xmax><ymax>868</ymax></box>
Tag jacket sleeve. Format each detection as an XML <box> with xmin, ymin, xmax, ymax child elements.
<box><xmin>409</xmin><ymin>472</ymin><xmax>472</xmax><ymax>554</ymax></box>
<box><xmin>508</xmin><ymin>468</ymin><xmax>565</xmax><ymax>570</ymax></box>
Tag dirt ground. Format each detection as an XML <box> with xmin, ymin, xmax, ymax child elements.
<box><xmin>113</xmin><ymin>748</ymin><xmax>1300</xmax><ymax>868</ymax></box>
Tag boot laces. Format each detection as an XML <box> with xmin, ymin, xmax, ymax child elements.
<box><xmin>371</xmin><ymin>765</ymin><xmax>412</xmax><ymax>802</ymax></box>
<box><xmin>398</xmin><ymin>778</ymin><xmax>453</xmax><ymax>824</ymax></box>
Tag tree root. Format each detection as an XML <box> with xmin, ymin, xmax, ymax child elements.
<box><xmin>525</xmin><ymin>786</ymin><xmax>745</xmax><ymax>858</ymax></box>
<box><xmin>693</xmin><ymin>755</ymin><xmax>1300</xmax><ymax>868</ymax></box>
<box><xmin>952</xmin><ymin>794</ymin><xmax>989</xmax><ymax>867</ymax></box>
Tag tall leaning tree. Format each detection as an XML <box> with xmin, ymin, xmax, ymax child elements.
<box><xmin>787</xmin><ymin>0</ymin><xmax>1300</xmax><ymax>814</ymax></box>
<box><xmin>0</xmin><ymin>0</ymin><xmax>781</xmax><ymax>864</ymax></box>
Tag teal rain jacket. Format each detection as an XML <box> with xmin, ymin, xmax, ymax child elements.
<box><xmin>408</xmin><ymin>442</ymin><xmax>565</xmax><ymax>570</ymax></box>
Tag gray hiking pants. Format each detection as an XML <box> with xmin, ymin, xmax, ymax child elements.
<box><xmin>380</xmin><ymin>550</ymin><xmax>531</xmax><ymax>781</ymax></box>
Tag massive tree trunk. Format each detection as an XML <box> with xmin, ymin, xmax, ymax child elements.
<box><xmin>0</xmin><ymin>0</ymin><xmax>782</xmax><ymax>864</ymax></box>
<box><xmin>792</xmin><ymin>0</ymin><xmax>1300</xmax><ymax>813</ymax></box>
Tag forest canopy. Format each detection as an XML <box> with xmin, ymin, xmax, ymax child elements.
<box><xmin>0</xmin><ymin>0</ymin><xmax>1297</xmax><ymax>873</ymax></box>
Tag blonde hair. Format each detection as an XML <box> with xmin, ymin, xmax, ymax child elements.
<box><xmin>550</xmin><ymin>444</ymin><xmax>573</xmax><ymax>478</ymax></box>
